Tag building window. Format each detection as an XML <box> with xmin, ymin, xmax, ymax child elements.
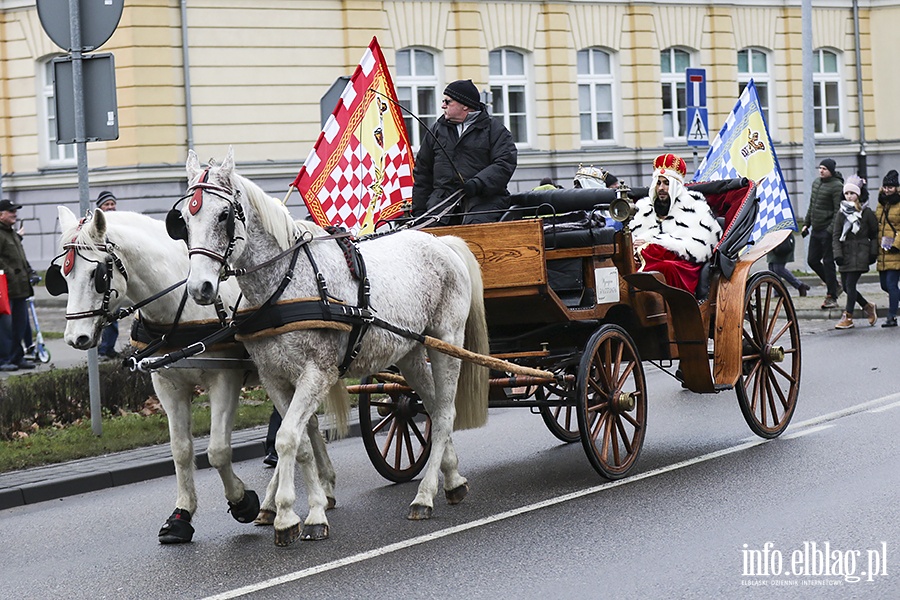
<box><xmin>813</xmin><ymin>49</ymin><xmax>842</xmax><ymax>136</ymax></box>
<box><xmin>395</xmin><ymin>48</ymin><xmax>438</xmax><ymax>149</ymax></box>
<box><xmin>737</xmin><ymin>48</ymin><xmax>771</xmax><ymax>125</ymax></box>
<box><xmin>489</xmin><ymin>48</ymin><xmax>529</xmax><ymax>145</ymax></box>
<box><xmin>660</xmin><ymin>47</ymin><xmax>692</xmax><ymax>139</ymax></box>
<box><xmin>41</xmin><ymin>59</ymin><xmax>75</xmax><ymax>164</ymax></box>
<box><xmin>577</xmin><ymin>47</ymin><xmax>615</xmax><ymax>143</ymax></box>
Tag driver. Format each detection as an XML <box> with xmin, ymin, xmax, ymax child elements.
<box><xmin>630</xmin><ymin>153</ymin><xmax>722</xmax><ymax>292</ymax></box>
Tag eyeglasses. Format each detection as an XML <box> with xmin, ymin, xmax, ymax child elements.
<box><xmin>441</xmin><ymin>98</ymin><xmax>454</xmax><ymax>106</ymax></box>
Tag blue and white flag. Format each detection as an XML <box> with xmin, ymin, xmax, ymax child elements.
<box><xmin>693</xmin><ymin>80</ymin><xmax>796</xmax><ymax>242</ymax></box>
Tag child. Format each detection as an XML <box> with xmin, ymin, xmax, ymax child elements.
<box><xmin>832</xmin><ymin>177</ymin><xmax>878</xmax><ymax>328</ymax></box>
<box><xmin>766</xmin><ymin>233</ymin><xmax>810</xmax><ymax>296</ymax></box>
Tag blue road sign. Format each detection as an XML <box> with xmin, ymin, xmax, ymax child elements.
<box><xmin>685</xmin><ymin>68</ymin><xmax>707</xmax><ymax>108</ymax></box>
<box><xmin>686</xmin><ymin>107</ymin><xmax>709</xmax><ymax>146</ymax></box>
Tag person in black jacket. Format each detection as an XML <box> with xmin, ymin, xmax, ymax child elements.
<box><xmin>801</xmin><ymin>158</ymin><xmax>843</xmax><ymax>308</ymax></box>
<box><xmin>412</xmin><ymin>79</ymin><xmax>517</xmax><ymax>225</ymax></box>
<box><xmin>833</xmin><ymin>179</ymin><xmax>878</xmax><ymax>329</ymax></box>
<box><xmin>0</xmin><ymin>200</ymin><xmax>36</xmax><ymax>371</ymax></box>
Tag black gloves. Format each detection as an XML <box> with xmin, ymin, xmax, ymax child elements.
<box><xmin>463</xmin><ymin>179</ymin><xmax>481</xmax><ymax>198</ymax></box>
<box><xmin>834</xmin><ymin>256</ymin><xmax>845</xmax><ymax>266</ymax></box>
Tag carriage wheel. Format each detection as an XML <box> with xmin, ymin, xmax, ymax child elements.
<box><xmin>537</xmin><ymin>364</ymin><xmax>579</xmax><ymax>443</ymax></box>
<box><xmin>736</xmin><ymin>272</ymin><xmax>801</xmax><ymax>438</ymax></box>
<box><xmin>358</xmin><ymin>374</ymin><xmax>431</xmax><ymax>483</ymax></box>
<box><xmin>576</xmin><ymin>324</ymin><xmax>647</xmax><ymax>479</ymax></box>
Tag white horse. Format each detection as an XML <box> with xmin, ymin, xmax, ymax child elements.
<box><xmin>176</xmin><ymin>148</ymin><xmax>489</xmax><ymax>546</ymax></box>
<box><xmin>53</xmin><ymin>206</ymin><xmax>338</xmax><ymax>543</ymax></box>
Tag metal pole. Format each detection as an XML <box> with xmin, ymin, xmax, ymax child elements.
<box><xmin>69</xmin><ymin>0</ymin><xmax>103</xmax><ymax>436</ymax></box>
<box><xmin>852</xmin><ymin>0</ymin><xmax>867</xmax><ymax>180</ymax></box>
<box><xmin>181</xmin><ymin>0</ymin><xmax>194</xmax><ymax>151</ymax></box>
<box><xmin>801</xmin><ymin>0</ymin><xmax>815</xmax><ymax>224</ymax></box>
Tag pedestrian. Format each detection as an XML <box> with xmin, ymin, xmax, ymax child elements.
<box><xmin>766</xmin><ymin>233</ymin><xmax>810</xmax><ymax>296</ymax></box>
<box><xmin>0</xmin><ymin>199</ymin><xmax>36</xmax><ymax>371</ymax></box>
<box><xmin>630</xmin><ymin>153</ymin><xmax>722</xmax><ymax>292</ymax></box>
<box><xmin>95</xmin><ymin>191</ymin><xmax>120</xmax><ymax>359</ymax></box>
<box><xmin>411</xmin><ymin>79</ymin><xmax>517</xmax><ymax>225</ymax></box>
<box><xmin>603</xmin><ymin>171</ymin><xmax>620</xmax><ymax>189</ymax></box>
<box><xmin>533</xmin><ymin>176</ymin><xmax>560</xmax><ymax>191</ymax></box>
<box><xmin>875</xmin><ymin>169</ymin><xmax>900</xmax><ymax>327</ymax></box>
<box><xmin>801</xmin><ymin>158</ymin><xmax>844</xmax><ymax>309</ymax></box>
<box><xmin>262</xmin><ymin>407</ymin><xmax>281</xmax><ymax>467</ymax></box>
<box><xmin>832</xmin><ymin>177</ymin><xmax>878</xmax><ymax>329</ymax></box>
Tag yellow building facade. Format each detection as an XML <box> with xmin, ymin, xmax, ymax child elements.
<box><xmin>0</xmin><ymin>0</ymin><xmax>898</xmax><ymax>264</ymax></box>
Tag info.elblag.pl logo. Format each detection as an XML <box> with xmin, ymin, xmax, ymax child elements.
<box><xmin>741</xmin><ymin>541</ymin><xmax>888</xmax><ymax>586</ymax></box>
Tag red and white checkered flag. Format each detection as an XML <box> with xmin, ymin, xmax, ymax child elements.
<box><xmin>293</xmin><ymin>37</ymin><xmax>413</xmax><ymax>235</ymax></box>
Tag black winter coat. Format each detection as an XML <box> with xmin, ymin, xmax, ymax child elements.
<box><xmin>832</xmin><ymin>207</ymin><xmax>878</xmax><ymax>273</ymax></box>
<box><xmin>412</xmin><ymin>109</ymin><xmax>517</xmax><ymax>224</ymax></box>
<box><xmin>0</xmin><ymin>223</ymin><xmax>33</xmax><ymax>299</ymax></box>
<box><xmin>805</xmin><ymin>174</ymin><xmax>844</xmax><ymax>232</ymax></box>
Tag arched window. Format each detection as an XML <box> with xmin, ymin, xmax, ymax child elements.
<box><xmin>395</xmin><ymin>47</ymin><xmax>439</xmax><ymax>149</ymax></box>
<box><xmin>813</xmin><ymin>49</ymin><xmax>842</xmax><ymax>136</ymax></box>
<box><xmin>39</xmin><ymin>58</ymin><xmax>75</xmax><ymax>164</ymax></box>
<box><xmin>489</xmin><ymin>48</ymin><xmax>529</xmax><ymax>145</ymax></box>
<box><xmin>738</xmin><ymin>48</ymin><xmax>772</xmax><ymax>125</ymax></box>
<box><xmin>577</xmin><ymin>47</ymin><xmax>616</xmax><ymax>143</ymax></box>
<box><xmin>660</xmin><ymin>47</ymin><xmax>693</xmax><ymax>140</ymax></box>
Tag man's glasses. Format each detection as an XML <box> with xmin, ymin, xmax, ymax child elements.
<box><xmin>441</xmin><ymin>98</ymin><xmax>454</xmax><ymax>106</ymax></box>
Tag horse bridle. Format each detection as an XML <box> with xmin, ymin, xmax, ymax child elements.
<box><xmin>166</xmin><ymin>168</ymin><xmax>246</xmax><ymax>269</ymax></box>
<box><xmin>46</xmin><ymin>239</ymin><xmax>129</xmax><ymax>322</ymax></box>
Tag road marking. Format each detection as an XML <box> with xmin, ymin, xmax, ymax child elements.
<box><xmin>202</xmin><ymin>391</ymin><xmax>900</xmax><ymax>600</ymax></box>
<box><xmin>869</xmin><ymin>400</ymin><xmax>900</xmax><ymax>413</ymax></box>
<box><xmin>779</xmin><ymin>423</ymin><xmax>833</xmax><ymax>440</ymax></box>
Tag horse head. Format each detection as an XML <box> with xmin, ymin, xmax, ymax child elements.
<box><xmin>54</xmin><ymin>206</ymin><xmax>129</xmax><ymax>350</ymax></box>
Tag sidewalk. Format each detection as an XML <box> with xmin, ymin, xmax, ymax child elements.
<box><xmin>1</xmin><ymin>272</ymin><xmax>892</xmax><ymax>511</ymax></box>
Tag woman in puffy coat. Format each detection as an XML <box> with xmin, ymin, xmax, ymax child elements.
<box><xmin>832</xmin><ymin>178</ymin><xmax>878</xmax><ymax>329</ymax></box>
<box><xmin>875</xmin><ymin>169</ymin><xmax>900</xmax><ymax>327</ymax></box>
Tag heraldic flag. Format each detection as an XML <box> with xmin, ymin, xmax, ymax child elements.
<box><xmin>293</xmin><ymin>37</ymin><xmax>413</xmax><ymax>236</ymax></box>
<box><xmin>693</xmin><ymin>79</ymin><xmax>796</xmax><ymax>242</ymax></box>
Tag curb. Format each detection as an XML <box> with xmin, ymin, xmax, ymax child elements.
<box><xmin>0</xmin><ymin>421</ymin><xmax>362</xmax><ymax>511</ymax></box>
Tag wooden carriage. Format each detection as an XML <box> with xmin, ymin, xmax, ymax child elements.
<box><xmin>352</xmin><ymin>178</ymin><xmax>801</xmax><ymax>481</ymax></box>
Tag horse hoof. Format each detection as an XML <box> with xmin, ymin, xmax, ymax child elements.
<box><xmin>274</xmin><ymin>523</ymin><xmax>301</xmax><ymax>547</ymax></box>
<box><xmin>327</xmin><ymin>496</ymin><xmax>337</xmax><ymax>510</ymax></box>
<box><xmin>445</xmin><ymin>483</ymin><xmax>469</xmax><ymax>505</ymax></box>
<box><xmin>300</xmin><ymin>523</ymin><xmax>329</xmax><ymax>541</ymax></box>
<box><xmin>228</xmin><ymin>489</ymin><xmax>261</xmax><ymax>524</ymax></box>
<box><xmin>407</xmin><ymin>504</ymin><xmax>433</xmax><ymax>520</ymax></box>
<box><xmin>253</xmin><ymin>509</ymin><xmax>276</xmax><ymax>527</ymax></box>
<box><xmin>158</xmin><ymin>509</ymin><xmax>194</xmax><ymax>544</ymax></box>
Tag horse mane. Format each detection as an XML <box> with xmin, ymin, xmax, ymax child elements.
<box><xmin>231</xmin><ymin>171</ymin><xmax>301</xmax><ymax>251</ymax></box>
<box><xmin>60</xmin><ymin>211</ymin><xmax>172</xmax><ymax>255</ymax></box>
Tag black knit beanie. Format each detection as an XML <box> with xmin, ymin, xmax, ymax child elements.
<box><xmin>444</xmin><ymin>80</ymin><xmax>481</xmax><ymax>110</ymax></box>
<box><xmin>883</xmin><ymin>170</ymin><xmax>899</xmax><ymax>187</ymax></box>
<box><xmin>96</xmin><ymin>190</ymin><xmax>117</xmax><ymax>207</ymax></box>
<box><xmin>819</xmin><ymin>158</ymin><xmax>836</xmax><ymax>176</ymax></box>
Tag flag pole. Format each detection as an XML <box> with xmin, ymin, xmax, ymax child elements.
<box><xmin>282</xmin><ymin>184</ymin><xmax>295</xmax><ymax>205</ymax></box>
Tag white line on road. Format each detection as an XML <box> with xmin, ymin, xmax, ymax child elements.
<box><xmin>201</xmin><ymin>391</ymin><xmax>900</xmax><ymax>600</ymax></box>
<box><xmin>779</xmin><ymin>423</ymin><xmax>833</xmax><ymax>440</ymax></box>
<box><xmin>869</xmin><ymin>400</ymin><xmax>900</xmax><ymax>413</ymax></box>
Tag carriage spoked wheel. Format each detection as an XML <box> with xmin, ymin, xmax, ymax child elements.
<box><xmin>357</xmin><ymin>373</ymin><xmax>432</xmax><ymax>483</ymax></box>
<box><xmin>537</xmin><ymin>364</ymin><xmax>580</xmax><ymax>443</ymax></box>
<box><xmin>576</xmin><ymin>324</ymin><xmax>647</xmax><ymax>479</ymax></box>
<box><xmin>736</xmin><ymin>272</ymin><xmax>801</xmax><ymax>438</ymax></box>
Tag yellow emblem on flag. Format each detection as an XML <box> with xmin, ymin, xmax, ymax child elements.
<box><xmin>728</xmin><ymin>113</ymin><xmax>774</xmax><ymax>181</ymax></box>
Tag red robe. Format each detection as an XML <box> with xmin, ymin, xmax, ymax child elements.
<box><xmin>639</xmin><ymin>243</ymin><xmax>703</xmax><ymax>293</ymax></box>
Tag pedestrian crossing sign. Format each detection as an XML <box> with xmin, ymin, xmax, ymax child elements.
<box><xmin>686</xmin><ymin>107</ymin><xmax>709</xmax><ymax>146</ymax></box>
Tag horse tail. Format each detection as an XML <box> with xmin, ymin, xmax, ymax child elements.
<box><xmin>439</xmin><ymin>236</ymin><xmax>489</xmax><ymax>430</ymax></box>
<box><xmin>324</xmin><ymin>381</ymin><xmax>351</xmax><ymax>439</ymax></box>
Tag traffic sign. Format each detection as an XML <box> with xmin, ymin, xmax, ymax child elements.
<box><xmin>37</xmin><ymin>0</ymin><xmax>124</xmax><ymax>51</ymax></box>
<box><xmin>685</xmin><ymin>68</ymin><xmax>707</xmax><ymax>108</ymax></box>
<box><xmin>686</xmin><ymin>107</ymin><xmax>709</xmax><ymax>146</ymax></box>
<box><xmin>53</xmin><ymin>54</ymin><xmax>119</xmax><ymax>143</ymax></box>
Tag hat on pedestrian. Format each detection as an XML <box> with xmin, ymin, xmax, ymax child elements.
<box><xmin>843</xmin><ymin>182</ymin><xmax>861</xmax><ymax>197</ymax></box>
<box><xmin>443</xmin><ymin>80</ymin><xmax>482</xmax><ymax>110</ymax></box>
<box><xmin>603</xmin><ymin>172</ymin><xmax>619</xmax><ymax>187</ymax></box>
<box><xmin>819</xmin><ymin>158</ymin><xmax>836</xmax><ymax>176</ymax></box>
<box><xmin>96</xmin><ymin>190</ymin><xmax>117</xmax><ymax>207</ymax></box>
<box><xmin>883</xmin><ymin>170</ymin><xmax>899</xmax><ymax>187</ymax></box>
<box><xmin>0</xmin><ymin>199</ymin><xmax>22</xmax><ymax>212</ymax></box>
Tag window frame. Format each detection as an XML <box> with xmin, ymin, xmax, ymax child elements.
<box><xmin>812</xmin><ymin>48</ymin><xmax>843</xmax><ymax>138</ymax></box>
<box><xmin>737</xmin><ymin>47</ymin><xmax>775</xmax><ymax>135</ymax></box>
<box><xmin>660</xmin><ymin>47</ymin><xmax>694</xmax><ymax>143</ymax></box>
<box><xmin>577</xmin><ymin>46</ymin><xmax>618</xmax><ymax>146</ymax></box>
<box><xmin>488</xmin><ymin>47</ymin><xmax>532</xmax><ymax>147</ymax></box>
<box><xmin>38</xmin><ymin>57</ymin><xmax>76</xmax><ymax>167</ymax></box>
<box><xmin>394</xmin><ymin>47</ymin><xmax>440</xmax><ymax>151</ymax></box>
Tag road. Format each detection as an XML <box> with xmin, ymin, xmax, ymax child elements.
<box><xmin>2</xmin><ymin>319</ymin><xmax>898</xmax><ymax>599</ymax></box>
